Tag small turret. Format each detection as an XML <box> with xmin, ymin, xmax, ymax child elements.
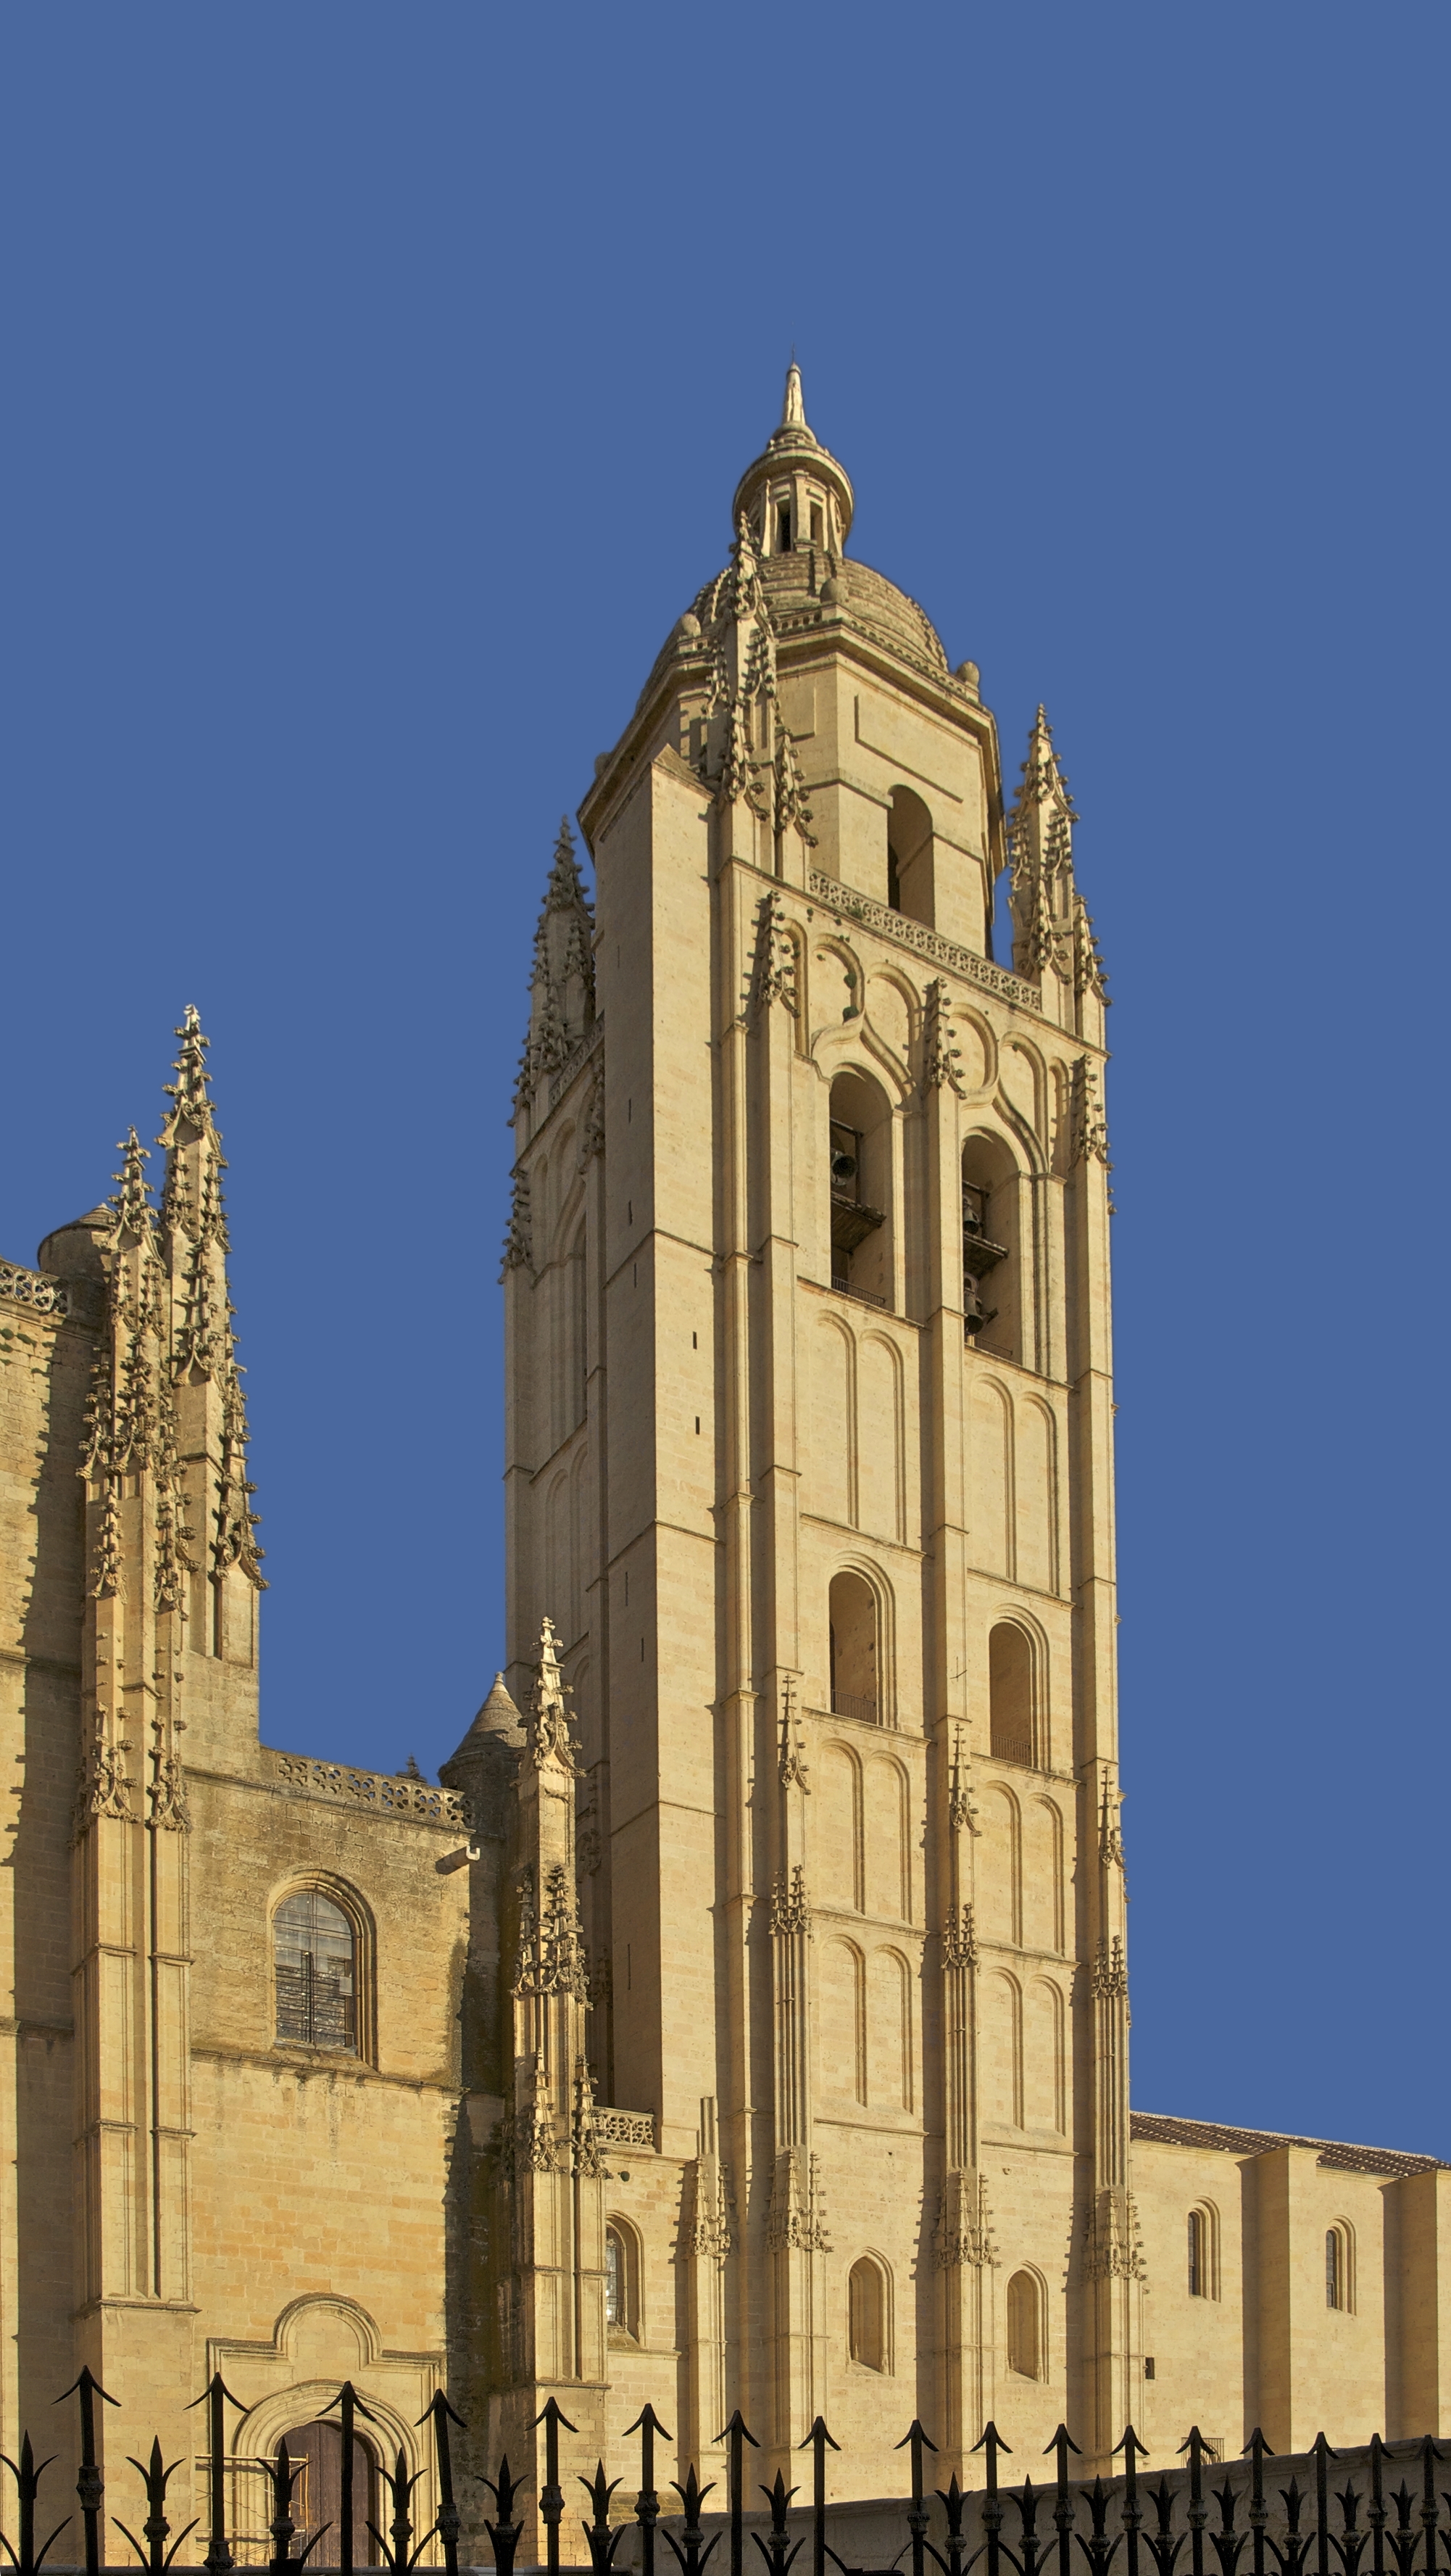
<box><xmin>732</xmin><ymin>361</ymin><xmax>854</xmax><ymax>558</ymax></box>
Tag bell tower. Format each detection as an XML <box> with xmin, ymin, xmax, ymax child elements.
<box><xmin>499</xmin><ymin>368</ymin><xmax>1131</xmax><ymax>2492</ymax></box>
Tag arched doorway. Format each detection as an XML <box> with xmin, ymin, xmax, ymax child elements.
<box><xmin>278</xmin><ymin>2420</ymin><xmax>380</xmax><ymax>2564</ymax></box>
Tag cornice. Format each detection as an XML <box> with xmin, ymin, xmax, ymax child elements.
<box><xmin>578</xmin><ymin>601</ymin><xmax>1005</xmax><ymax>861</ymax></box>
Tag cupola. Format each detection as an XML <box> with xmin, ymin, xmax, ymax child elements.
<box><xmin>732</xmin><ymin>363</ymin><xmax>855</xmax><ymax>559</ymax></box>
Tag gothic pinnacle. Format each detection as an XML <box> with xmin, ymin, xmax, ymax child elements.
<box><xmin>110</xmin><ymin>1130</ymin><xmax>154</xmax><ymax>1239</ymax></box>
<box><xmin>545</xmin><ymin>816</ymin><xmax>590</xmax><ymax>916</ymax></box>
<box><xmin>162</xmin><ymin>1003</ymin><xmax>215</xmax><ymax>1130</ymax></box>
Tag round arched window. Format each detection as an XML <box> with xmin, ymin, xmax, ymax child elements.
<box><xmin>275</xmin><ymin>1890</ymin><xmax>357</xmax><ymax>2051</ymax></box>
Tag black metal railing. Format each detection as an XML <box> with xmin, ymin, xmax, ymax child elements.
<box><xmin>5</xmin><ymin>2380</ymin><xmax>1450</xmax><ymax>2576</ymax></box>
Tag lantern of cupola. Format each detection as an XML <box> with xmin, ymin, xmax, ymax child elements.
<box><xmin>732</xmin><ymin>362</ymin><xmax>855</xmax><ymax>559</ymax></box>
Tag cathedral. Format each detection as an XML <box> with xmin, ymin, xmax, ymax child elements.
<box><xmin>1</xmin><ymin>370</ymin><xmax>1447</xmax><ymax>2560</ymax></box>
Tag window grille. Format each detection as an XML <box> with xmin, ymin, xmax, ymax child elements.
<box><xmin>275</xmin><ymin>1889</ymin><xmax>357</xmax><ymax>2051</ymax></box>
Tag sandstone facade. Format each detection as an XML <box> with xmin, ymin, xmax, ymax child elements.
<box><xmin>1</xmin><ymin>372</ymin><xmax>1446</xmax><ymax>2559</ymax></box>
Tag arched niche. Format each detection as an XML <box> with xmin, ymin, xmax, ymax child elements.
<box><xmin>828</xmin><ymin>1568</ymin><xmax>880</xmax><ymax>1725</ymax></box>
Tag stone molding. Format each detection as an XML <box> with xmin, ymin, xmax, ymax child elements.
<box><xmin>807</xmin><ymin>869</ymin><xmax>1044</xmax><ymax>1014</ymax></box>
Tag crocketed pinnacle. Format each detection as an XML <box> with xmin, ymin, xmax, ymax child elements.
<box><xmin>544</xmin><ymin>816</ymin><xmax>591</xmax><ymax>917</ymax></box>
<box><xmin>110</xmin><ymin>1130</ymin><xmax>155</xmax><ymax>1240</ymax></box>
<box><xmin>162</xmin><ymin>1004</ymin><xmax>215</xmax><ymax>1130</ymax></box>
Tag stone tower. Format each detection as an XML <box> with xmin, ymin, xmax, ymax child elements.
<box><xmin>499</xmin><ymin>368</ymin><xmax>1131</xmax><ymax>2493</ymax></box>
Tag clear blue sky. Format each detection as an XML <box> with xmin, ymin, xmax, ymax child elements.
<box><xmin>2</xmin><ymin>5</ymin><xmax>1447</xmax><ymax>2151</ymax></box>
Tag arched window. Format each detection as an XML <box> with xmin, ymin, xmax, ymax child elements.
<box><xmin>605</xmin><ymin>2216</ymin><xmax>641</xmax><ymax>2340</ymax></box>
<box><xmin>829</xmin><ymin>1572</ymin><xmax>879</xmax><ymax>1725</ymax></box>
<box><xmin>829</xmin><ymin>1069</ymin><xmax>891</xmax><ymax>1309</ymax></box>
<box><xmin>1188</xmin><ymin>2206</ymin><xmax>1218</xmax><ymax>2300</ymax></box>
<box><xmin>1326</xmin><ymin>2223</ymin><xmax>1353</xmax><ymax>2312</ymax></box>
<box><xmin>848</xmin><ymin>2256</ymin><xmax>888</xmax><ymax>2371</ymax></box>
<box><xmin>1006</xmin><ymin>2269</ymin><xmax>1044</xmax><ymax>2380</ymax></box>
<box><xmin>886</xmin><ymin>786</ymin><xmax>934</xmax><ymax>927</ymax></box>
<box><xmin>989</xmin><ymin>1624</ymin><xmax>1036</xmax><ymax>1767</ymax></box>
<box><xmin>275</xmin><ymin>1889</ymin><xmax>357</xmax><ymax>2052</ymax></box>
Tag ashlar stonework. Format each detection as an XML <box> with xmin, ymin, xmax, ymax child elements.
<box><xmin>2</xmin><ymin>376</ymin><xmax>1447</xmax><ymax>2560</ymax></box>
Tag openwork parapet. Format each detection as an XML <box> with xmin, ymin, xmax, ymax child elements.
<box><xmin>0</xmin><ymin>1260</ymin><xmax>69</xmax><ymax>1318</ymax></box>
<box><xmin>272</xmin><ymin>1752</ymin><xmax>471</xmax><ymax>1830</ymax></box>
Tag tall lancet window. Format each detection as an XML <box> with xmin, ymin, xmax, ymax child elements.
<box><xmin>275</xmin><ymin>1889</ymin><xmax>357</xmax><ymax>2052</ymax></box>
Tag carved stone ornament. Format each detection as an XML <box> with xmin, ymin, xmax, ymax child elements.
<box><xmin>700</xmin><ymin>519</ymin><xmax>815</xmax><ymax>845</ymax></box>
<box><xmin>528</xmin><ymin>1615</ymin><xmax>578</xmax><ymax>1771</ymax></box>
<box><xmin>1092</xmin><ymin>1933</ymin><xmax>1128</xmax><ymax>1998</ymax></box>
<box><xmin>572</xmin><ymin>2058</ymin><xmax>603</xmax><ymax>2179</ymax></box>
<box><xmin>1084</xmin><ymin>2186</ymin><xmax>1145</xmax><ymax>2282</ymax></box>
<box><xmin>765</xmin><ymin>2145</ymin><xmax>829</xmax><ymax>2253</ymax></box>
<box><xmin>1070</xmin><ymin>1056</ymin><xmax>1111</xmax><ymax>1169</ymax></box>
<box><xmin>934</xmin><ymin>2169</ymin><xmax>997</xmax><ymax>2271</ymax></box>
<box><xmin>923</xmin><ymin>978</ymin><xmax>967</xmax><ymax>1097</ymax></box>
<box><xmin>512</xmin><ymin>1860</ymin><xmax>591</xmax><ymax>2001</ymax></box>
<box><xmin>947</xmin><ymin>1726</ymin><xmax>980</xmax><ymax>1835</ymax></box>
<box><xmin>777</xmin><ymin>1678</ymin><xmax>808</xmax><ymax>1789</ymax></box>
<box><xmin>499</xmin><ymin>1170</ymin><xmax>533</xmax><ymax>1279</ymax></box>
<box><xmin>942</xmin><ymin>1902</ymin><xmax>978</xmax><ymax>1970</ymax></box>
<box><xmin>1099</xmin><ymin>1774</ymin><xmax>1126</xmax><ymax>1873</ymax></box>
<box><xmin>683</xmin><ymin>2155</ymin><xmax>733</xmax><ymax>2262</ymax></box>
<box><xmin>72</xmin><ymin>1729</ymin><xmax>133</xmax><ymax>1839</ymax></box>
<box><xmin>149</xmin><ymin>1742</ymin><xmax>191</xmax><ymax>1834</ymax></box>
<box><xmin>768</xmin><ymin>1864</ymin><xmax>810</xmax><ymax>1937</ymax></box>
<box><xmin>750</xmin><ymin>890</ymin><xmax>800</xmax><ymax>1020</ymax></box>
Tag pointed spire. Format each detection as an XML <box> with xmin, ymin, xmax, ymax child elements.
<box><xmin>781</xmin><ymin>360</ymin><xmax>808</xmax><ymax>432</ymax></box>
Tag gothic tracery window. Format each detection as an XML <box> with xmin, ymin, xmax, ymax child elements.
<box><xmin>275</xmin><ymin>1889</ymin><xmax>358</xmax><ymax>2052</ymax></box>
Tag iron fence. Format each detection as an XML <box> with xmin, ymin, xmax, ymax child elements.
<box><xmin>4</xmin><ymin>2377</ymin><xmax>1449</xmax><ymax>2576</ymax></box>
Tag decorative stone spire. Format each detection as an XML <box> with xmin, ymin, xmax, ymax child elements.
<box><xmin>699</xmin><ymin>518</ymin><xmax>815</xmax><ymax>846</ymax></box>
<box><xmin>528</xmin><ymin>1615</ymin><xmax>577</xmax><ymax>1771</ymax></box>
<box><xmin>111</xmin><ymin>1129</ymin><xmax>157</xmax><ymax>1246</ymax></box>
<box><xmin>514</xmin><ymin>821</ymin><xmax>596</xmax><ymax>1124</ymax></box>
<box><xmin>781</xmin><ymin>360</ymin><xmax>808</xmax><ymax>431</ymax></box>
<box><xmin>1007</xmin><ymin>707</ymin><xmax>1108</xmax><ymax>1006</ymax></box>
<box><xmin>154</xmin><ymin>1009</ymin><xmax>264</xmax><ymax>1594</ymax></box>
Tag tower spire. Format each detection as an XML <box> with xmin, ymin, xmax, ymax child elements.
<box><xmin>781</xmin><ymin>360</ymin><xmax>808</xmax><ymax>431</ymax></box>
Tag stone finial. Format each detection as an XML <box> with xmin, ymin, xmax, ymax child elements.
<box><xmin>161</xmin><ymin>1004</ymin><xmax>215</xmax><ymax>1132</ymax></box>
<box><xmin>781</xmin><ymin>360</ymin><xmax>809</xmax><ymax>433</ymax></box>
